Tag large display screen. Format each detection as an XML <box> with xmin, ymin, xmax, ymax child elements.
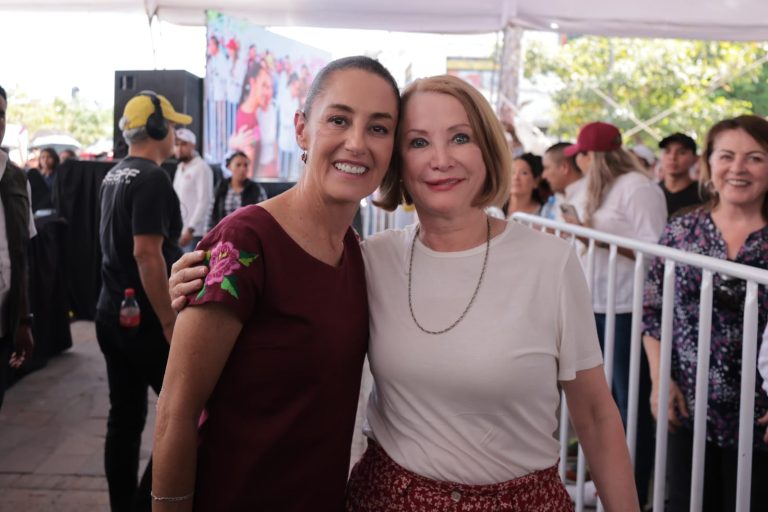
<box><xmin>205</xmin><ymin>10</ymin><xmax>330</xmax><ymax>180</ymax></box>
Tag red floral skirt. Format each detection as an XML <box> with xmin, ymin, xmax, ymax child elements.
<box><xmin>346</xmin><ymin>441</ymin><xmax>574</xmax><ymax>512</ymax></box>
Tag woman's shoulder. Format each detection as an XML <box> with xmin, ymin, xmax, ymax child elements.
<box><xmin>361</xmin><ymin>225</ymin><xmax>415</xmax><ymax>252</ymax></box>
<box><xmin>667</xmin><ymin>207</ymin><xmax>708</xmax><ymax>230</ymax></box>
<box><xmin>661</xmin><ymin>208</ymin><xmax>713</xmax><ymax>246</ymax></box>
<box><xmin>615</xmin><ymin>170</ymin><xmax>656</xmax><ymax>188</ymax></box>
<box><xmin>202</xmin><ymin>205</ymin><xmax>271</xmax><ymax>250</ymax></box>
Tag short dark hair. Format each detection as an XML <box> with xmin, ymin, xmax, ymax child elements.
<box><xmin>225</xmin><ymin>150</ymin><xmax>249</xmax><ymax>168</ymax></box>
<box><xmin>545</xmin><ymin>141</ymin><xmax>580</xmax><ymax>174</ymax></box>
<box><xmin>303</xmin><ymin>56</ymin><xmax>399</xmax><ymax>120</ymax></box>
<box><xmin>0</xmin><ymin>85</ymin><xmax>6</xmax><ymax>102</ymax></box>
<box><xmin>659</xmin><ymin>132</ymin><xmax>697</xmax><ymax>154</ymax></box>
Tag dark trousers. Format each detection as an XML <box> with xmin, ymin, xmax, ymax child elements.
<box><xmin>0</xmin><ymin>336</ymin><xmax>11</xmax><ymax>410</ymax></box>
<box><xmin>594</xmin><ymin>313</ymin><xmax>654</xmax><ymax>508</ymax></box>
<box><xmin>666</xmin><ymin>427</ymin><xmax>768</xmax><ymax>511</ymax></box>
<box><xmin>96</xmin><ymin>319</ymin><xmax>169</xmax><ymax>512</ymax></box>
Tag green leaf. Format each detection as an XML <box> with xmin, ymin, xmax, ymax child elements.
<box><xmin>221</xmin><ymin>276</ymin><xmax>239</xmax><ymax>299</ymax></box>
<box><xmin>238</xmin><ymin>250</ymin><xmax>259</xmax><ymax>267</ymax></box>
<box><xmin>195</xmin><ymin>284</ymin><xmax>206</xmax><ymax>301</ymax></box>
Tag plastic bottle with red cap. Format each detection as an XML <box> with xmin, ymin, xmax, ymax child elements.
<box><xmin>119</xmin><ymin>288</ymin><xmax>141</xmax><ymax>328</ymax></box>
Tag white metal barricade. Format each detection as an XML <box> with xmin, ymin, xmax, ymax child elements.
<box><xmin>511</xmin><ymin>212</ymin><xmax>768</xmax><ymax>512</ymax></box>
<box><xmin>359</xmin><ymin>203</ymin><xmax>768</xmax><ymax>511</ymax></box>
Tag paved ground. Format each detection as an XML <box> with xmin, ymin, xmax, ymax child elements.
<box><xmin>0</xmin><ymin>321</ymin><xmax>373</xmax><ymax>511</ymax></box>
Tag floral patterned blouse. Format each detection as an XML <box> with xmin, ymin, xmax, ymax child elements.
<box><xmin>643</xmin><ymin>209</ymin><xmax>768</xmax><ymax>450</ymax></box>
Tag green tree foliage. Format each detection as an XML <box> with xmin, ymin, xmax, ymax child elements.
<box><xmin>524</xmin><ymin>37</ymin><xmax>768</xmax><ymax>145</ymax></box>
<box><xmin>6</xmin><ymin>90</ymin><xmax>113</xmax><ymax>147</ymax></box>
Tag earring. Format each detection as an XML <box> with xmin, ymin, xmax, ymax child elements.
<box><xmin>301</xmin><ymin>151</ymin><xmax>307</xmax><ymax>164</ymax></box>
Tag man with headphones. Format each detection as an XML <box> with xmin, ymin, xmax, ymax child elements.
<box><xmin>96</xmin><ymin>91</ymin><xmax>191</xmax><ymax>512</ymax></box>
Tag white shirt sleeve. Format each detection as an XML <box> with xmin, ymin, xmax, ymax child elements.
<box><xmin>625</xmin><ymin>181</ymin><xmax>667</xmax><ymax>244</ymax></box>
<box><xmin>557</xmin><ymin>248</ymin><xmax>604</xmax><ymax>380</ymax></box>
<box><xmin>758</xmin><ymin>325</ymin><xmax>768</xmax><ymax>395</ymax></box>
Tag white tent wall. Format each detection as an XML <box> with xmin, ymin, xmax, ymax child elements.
<box><xmin>3</xmin><ymin>1</ymin><xmax>768</xmax><ymax>41</ymax></box>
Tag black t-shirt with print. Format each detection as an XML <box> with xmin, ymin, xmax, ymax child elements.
<box><xmin>660</xmin><ymin>180</ymin><xmax>704</xmax><ymax>218</ymax></box>
<box><xmin>96</xmin><ymin>156</ymin><xmax>183</xmax><ymax>326</ymax></box>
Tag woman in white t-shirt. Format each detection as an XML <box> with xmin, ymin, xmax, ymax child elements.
<box><xmin>346</xmin><ymin>77</ymin><xmax>638</xmax><ymax>511</ymax></box>
<box><xmin>562</xmin><ymin>121</ymin><xmax>667</xmax><ymax>509</ymax></box>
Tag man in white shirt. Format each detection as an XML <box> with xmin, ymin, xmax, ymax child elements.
<box><xmin>0</xmin><ymin>84</ymin><xmax>36</xmax><ymax>409</ymax></box>
<box><xmin>541</xmin><ymin>142</ymin><xmax>586</xmax><ymax>222</ymax></box>
<box><xmin>173</xmin><ymin>128</ymin><xmax>213</xmax><ymax>252</ymax></box>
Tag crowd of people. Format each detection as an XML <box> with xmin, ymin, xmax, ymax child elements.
<box><xmin>1</xmin><ymin>51</ymin><xmax>767</xmax><ymax>512</ymax></box>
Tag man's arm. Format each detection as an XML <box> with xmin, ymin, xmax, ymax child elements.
<box><xmin>134</xmin><ymin>234</ymin><xmax>176</xmax><ymax>343</ymax></box>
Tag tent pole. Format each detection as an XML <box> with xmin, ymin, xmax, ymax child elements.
<box><xmin>144</xmin><ymin>0</ymin><xmax>159</xmax><ymax>68</ymax></box>
<box><xmin>497</xmin><ymin>23</ymin><xmax>523</xmax><ymax>114</ymax></box>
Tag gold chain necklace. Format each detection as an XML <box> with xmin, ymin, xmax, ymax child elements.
<box><xmin>407</xmin><ymin>216</ymin><xmax>491</xmax><ymax>335</ymax></box>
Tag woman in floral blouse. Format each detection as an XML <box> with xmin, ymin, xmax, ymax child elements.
<box><xmin>643</xmin><ymin>115</ymin><xmax>768</xmax><ymax>511</ymax></box>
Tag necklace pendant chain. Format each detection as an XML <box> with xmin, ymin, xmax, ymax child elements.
<box><xmin>407</xmin><ymin>216</ymin><xmax>491</xmax><ymax>335</ymax></box>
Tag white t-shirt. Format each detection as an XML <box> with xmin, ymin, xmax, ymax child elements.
<box><xmin>576</xmin><ymin>171</ymin><xmax>667</xmax><ymax>313</ymax></box>
<box><xmin>361</xmin><ymin>220</ymin><xmax>603</xmax><ymax>484</ymax></box>
<box><xmin>173</xmin><ymin>155</ymin><xmax>214</xmax><ymax>235</ymax></box>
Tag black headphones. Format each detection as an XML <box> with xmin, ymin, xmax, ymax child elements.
<box><xmin>139</xmin><ymin>90</ymin><xmax>169</xmax><ymax>140</ymax></box>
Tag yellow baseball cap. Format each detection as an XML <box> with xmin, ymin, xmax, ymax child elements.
<box><xmin>121</xmin><ymin>92</ymin><xmax>192</xmax><ymax>130</ymax></box>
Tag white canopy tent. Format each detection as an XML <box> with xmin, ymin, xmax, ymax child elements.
<box><xmin>1</xmin><ymin>0</ymin><xmax>768</xmax><ymax>41</ymax></box>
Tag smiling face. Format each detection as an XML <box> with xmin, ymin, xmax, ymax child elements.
<box><xmin>400</xmin><ymin>92</ymin><xmax>487</xmax><ymax>219</ymax></box>
<box><xmin>295</xmin><ymin>68</ymin><xmax>398</xmax><ymax>206</ymax></box>
<box><xmin>709</xmin><ymin>128</ymin><xmax>768</xmax><ymax>212</ymax></box>
<box><xmin>510</xmin><ymin>158</ymin><xmax>539</xmax><ymax>199</ymax></box>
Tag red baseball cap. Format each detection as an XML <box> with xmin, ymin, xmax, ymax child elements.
<box><xmin>564</xmin><ymin>122</ymin><xmax>623</xmax><ymax>157</ymax></box>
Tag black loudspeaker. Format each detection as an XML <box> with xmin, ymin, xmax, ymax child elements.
<box><xmin>113</xmin><ymin>70</ymin><xmax>203</xmax><ymax>159</ymax></box>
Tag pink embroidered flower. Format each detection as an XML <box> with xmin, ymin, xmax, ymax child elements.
<box><xmin>206</xmin><ymin>241</ymin><xmax>241</xmax><ymax>286</ymax></box>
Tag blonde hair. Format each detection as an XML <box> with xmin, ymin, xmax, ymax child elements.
<box><xmin>375</xmin><ymin>75</ymin><xmax>511</xmax><ymax>211</ymax></box>
<box><xmin>583</xmin><ymin>149</ymin><xmax>644</xmax><ymax>225</ymax></box>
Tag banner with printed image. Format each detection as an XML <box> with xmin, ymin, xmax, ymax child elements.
<box><xmin>205</xmin><ymin>10</ymin><xmax>330</xmax><ymax>180</ymax></box>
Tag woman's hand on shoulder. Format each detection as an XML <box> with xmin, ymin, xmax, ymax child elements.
<box><xmin>169</xmin><ymin>250</ymin><xmax>209</xmax><ymax>312</ymax></box>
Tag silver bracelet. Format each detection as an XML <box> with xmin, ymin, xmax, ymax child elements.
<box><xmin>150</xmin><ymin>490</ymin><xmax>194</xmax><ymax>502</ymax></box>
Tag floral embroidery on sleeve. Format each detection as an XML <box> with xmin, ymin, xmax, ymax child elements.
<box><xmin>196</xmin><ymin>240</ymin><xmax>259</xmax><ymax>300</ymax></box>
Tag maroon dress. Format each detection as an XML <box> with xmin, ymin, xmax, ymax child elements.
<box><xmin>188</xmin><ymin>205</ymin><xmax>368</xmax><ymax>511</ymax></box>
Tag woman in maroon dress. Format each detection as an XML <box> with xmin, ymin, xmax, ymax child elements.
<box><xmin>151</xmin><ymin>56</ymin><xmax>400</xmax><ymax>512</ymax></box>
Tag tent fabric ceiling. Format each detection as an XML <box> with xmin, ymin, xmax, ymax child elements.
<box><xmin>2</xmin><ymin>0</ymin><xmax>768</xmax><ymax>41</ymax></box>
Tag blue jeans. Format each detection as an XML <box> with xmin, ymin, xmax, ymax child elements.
<box><xmin>595</xmin><ymin>312</ymin><xmax>654</xmax><ymax>508</ymax></box>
